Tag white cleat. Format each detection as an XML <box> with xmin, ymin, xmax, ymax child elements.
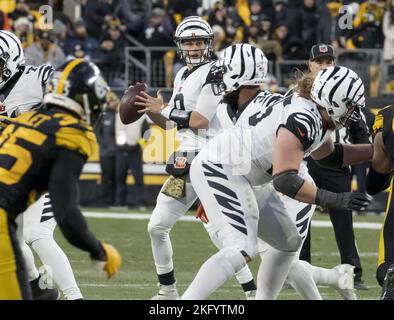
<box><xmin>151</xmin><ymin>283</ymin><xmax>180</xmax><ymax>300</ymax></box>
<box><xmin>331</xmin><ymin>264</ymin><xmax>357</xmax><ymax>300</ymax></box>
<box><xmin>245</xmin><ymin>290</ymin><xmax>256</xmax><ymax>300</ymax></box>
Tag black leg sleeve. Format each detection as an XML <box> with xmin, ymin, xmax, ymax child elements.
<box><xmin>48</xmin><ymin>149</ymin><xmax>105</xmax><ymax>260</ymax></box>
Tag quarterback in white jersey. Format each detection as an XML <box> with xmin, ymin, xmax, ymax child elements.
<box><xmin>182</xmin><ymin>45</ymin><xmax>373</xmax><ymax>300</ymax></box>
<box><xmin>133</xmin><ymin>16</ymin><xmax>236</xmax><ymax>299</ymax></box>
<box><xmin>0</xmin><ymin>30</ymin><xmax>82</xmax><ymax>300</ymax></box>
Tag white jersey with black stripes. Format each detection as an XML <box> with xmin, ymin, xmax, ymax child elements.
<box><xmin>0</xmin><ymin>64</ymin><xmax>53</xmax><ymax>117</ymax></box>
<box><xmin>168</xmin><ymin>60</ymin><xmax>223</xmax><ymax>152</ymax></box>
<box><xmin>209</xmin><ymin>90</ymin><xmax>284</xmax><ymax>132</ymax></box>
<box><xmin>205</xmin><ymin>92</ymin><xmax>330</xmax><ymax>186</ymax></box>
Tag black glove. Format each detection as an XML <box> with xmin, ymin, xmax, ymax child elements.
<box><xmin>315</xmin><ymin>189</ymin><xmax>370</xmax><ymax>211</ymax></box>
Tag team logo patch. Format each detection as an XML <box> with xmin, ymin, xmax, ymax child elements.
<box><xmin>319</xmin><ymin>45</ymin><xmax>328</xmax><ymax>53</ymax></box>
<box><xmin>174</xmin><ymin>156</ymin><xmax>187</xmax><ymax>169</ymax></box>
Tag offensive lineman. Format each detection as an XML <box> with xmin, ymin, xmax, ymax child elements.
<box><xmin>183</xmin><ymin>45</ymin><xmax>372</xmax><ymax>299</ymax></box>
<box><xmin>0</xmin><ymin>30</ymin><xmax>82</xmax><ymax>300</ymax></box>
<box><xmin>206</xmin><ymin>64</ymin><xmax>356</xmax><ymax>300</ymax></box>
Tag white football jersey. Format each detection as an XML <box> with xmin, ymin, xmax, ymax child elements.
<box><xmin>210</xmin><ymin>90</ymin><xmax>284</xmax><ymax>132</ymax></box>
<box><xmin>206</xmin><ymin>92</ymin><xmax>330</xmax><ymax>186</ymax></box>
<box><xmin>168</xmin><ymin>61</ymin><xmax>223</xmax><ymax>152</ymax></box>
<box><xmin>0</xmin><ymin>64</ymin><xmax>54</xmax><ymax>117</ymax></box>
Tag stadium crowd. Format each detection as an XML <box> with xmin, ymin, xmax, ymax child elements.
<box><xmin>0</xmin><ymin>0</ymin><xmax>392</xmax><ymax>85</ymax></box>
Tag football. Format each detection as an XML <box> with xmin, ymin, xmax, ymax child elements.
<box><xmin>119</xmin><ymin>82</ymin><xmax>148</xmax><ymax>124</ymax></box>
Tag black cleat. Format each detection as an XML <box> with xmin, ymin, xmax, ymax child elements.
<box><xmin>354</xmin><ymin>279</ymin><xmax>369</xmax><ymax>291</ymax></box>
<box><xmin>381</xmin><ymin>265</ymin><xmax>394</xmax><ymax>300</ymax></box>
<box><xmin>30</xmin><ymin>276</ymin><xmax>60</xmax><ymax>300</ymax></box>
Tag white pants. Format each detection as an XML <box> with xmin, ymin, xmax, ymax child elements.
<box><xmin>148</xmin><ymin>177</ymin><xmax>198</xmax><ymax>275</ymax></box>
<box><xmin>23</xmin><ymin>194</ymin><xmax>56</xmax><ymax>244</ymax></box>
<box><xmin>20</xmin><ymin>193</ymin><xmax>82</xmax><ymax>299</ymax></box>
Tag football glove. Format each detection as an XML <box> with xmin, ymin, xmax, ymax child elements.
<box><xmin>196</xmin><ymin>202</ymin><xmax>209</xmax><ymax>224</ymax></box>
<box><xmin>92</xmin><ymin>242</ymin><xmax>122</xmax><ymax>279</ymax></box>
<box><xmin>316</xmin><ymin>189</ymin><xmax>370</xmax><ymax>211</ymax></box>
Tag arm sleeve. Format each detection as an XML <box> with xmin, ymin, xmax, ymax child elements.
<box><xmin>48</xmin><ymin>149</ymin><xmax>105</xmax><ymax>260</ymax></box>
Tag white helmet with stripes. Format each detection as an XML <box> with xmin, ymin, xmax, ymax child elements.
<box><xmin>311</xmin><ymin>66</ymin><xmax>365</xmax><ymax>127</ymax></box>
<box><xmin>211</xmin><ymin>43</ymin><xmax>268</xmax><ymax>95</ymax></box>
<box><xmin>0</xmin><ymin>31</ymin><xmax>24</xmax><ymax>89</ymax></box>
<box><xmin>174</xmin><ymin>16</ymin><xmax>213</xmax><ymax>66</ymax></box>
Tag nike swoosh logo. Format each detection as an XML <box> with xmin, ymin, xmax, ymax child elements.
<box><xmin>297</xmin><ymin>127</ymin><xmax>305</xmax><ymax>138</ymax></box>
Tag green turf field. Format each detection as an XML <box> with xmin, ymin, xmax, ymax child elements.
<box><xmin>47</xmin><ymin>208</ymin><xmax>385</xmax><ymax>300</ymax></box>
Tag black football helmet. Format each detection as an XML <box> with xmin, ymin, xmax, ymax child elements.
<box><xmin>43</xmin><ymin>59</ymin><xmax>109</xmax><ymax>125</ymax></box>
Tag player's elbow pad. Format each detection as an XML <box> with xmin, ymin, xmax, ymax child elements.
<box><xmin>316</xmin><ymin>143</ymin><xmax>343</xmax><ymax>168</ymax></box>
<box><xmin>272</xmin><ymin>170</ymin><xmax>305</xmax><ymax>198</ymax></box>
<box><xmin>366</xmin><ymin>166</ymin><xmax>392</xmax><ymax>196</ymax></box>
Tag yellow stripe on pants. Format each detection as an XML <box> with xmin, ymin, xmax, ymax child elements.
<box><xmin>378</xmin><ymin>177</ymin><xmax>394</xmax><ymax>267</ymax></box>
<box><xmin>0</xmin><ymin>208</ymin><xmax>22</xmax><ymax>299</ymax></box>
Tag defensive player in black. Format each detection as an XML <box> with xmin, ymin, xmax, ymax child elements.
<box><xmin>0</xmin><ymin>59</ymin><xmax>121</xmax><ymax>299</ymax></box>
<box><xmin>366</xmin><ymin>105</ymin><xmax>394</xmax><ymax>300</ymax></box>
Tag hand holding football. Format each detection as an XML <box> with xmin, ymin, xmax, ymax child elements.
<box><xmin>119</xmin><ymin>82</ymin><xmax>148</xmax><ymax>124</ymax></box>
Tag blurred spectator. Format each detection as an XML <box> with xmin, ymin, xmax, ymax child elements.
<box><xmin>273</xmin><ymin>22</ymin><xmax>304</xmax><ymax>59</ymax></box>
<box><xmin>220</xmin><ymin>8</ymin><xmax>245</xmax><ymax>48</ymax></box>
<box><xmin>249</xmin><ymin>0</ymin><xmax>276</xmax><ymax>26</ymax></box>
<box><xmin>286</xmin><ymin>0</ymin><xmax>316</xmax><ymax>58</ymax></box>
<box><xmin>208</xmin><ymin>0</ymin><xmax>226</xmax><ymax>28</ymax></box>
<box><xmin>52</xmin><ymin>19</ymin><xmax>68</xmax><ymax>49</ymax></box>
<box><xmin>64</xmin><ymin>20</ymin><xmax>99</xmax><ymax>60</ymax></box>
<box><xmin>249</xmin><ymin>0</ymin><xmax>264</xmax><ymax>24</ymax></box>
<box><xmin>96</xmin><ymin>91</ymin><xmax>119</xmax><ymax>207</ymax></box>
<box><xmin>316</xmin><ymin>1</ymin><xmax>332</xmax><ymax>45</ymax></box>
<box><xmin>246</xmin><ymin>20</ymin><xmax>282</xmax><ymax>62</ymax></box>
<box><xmin>273</xmin><ymin>0</ymin><xmax>289</xmax><ymax>24</ymax></box>
<box><xmin>12</xmin><ymin>16</ymin><xmax>34</xmax><ymax>48</ymax></box>
<box><xmin>143</xmin><ymin>8</ymin><xmax>173</xmax><ymax>55</ymax></box>
<box><xmin>114</xmin><ymin>113</ymin><xmax>149</xmax><ymax>209</ymax></box>
<box><xmin>83</xmin><ymin>0</ymin><xmax>113</xmax><ymax>39</ymax></box>
<box><xmin>97</xmin><ymin>19</ymin><xmax>126</xmax><ymax>71</ymax></box>
<box><xmin>347</xmin><ymin>0</ymin><xmax>384</xmax><ymax>49</ymax></box>
<box><xmin>9</xmin><ymin>0</ymin><xmax>36</xmax><ymax>25</ymax></box>
<box><xmin>143</xmin><ymin>7</ymin><xmax>174</xmax><ymax>88</ymax></box>
<box><xmin>167</xmin><ymin>0</ymin><xmax>200</xmax><ymax>19</ymax></box>
<box><xmin>0</xmin><ymin>9</ymin><xmax>11</xmax><ymax>30</ymax></box>
<box><xmin>25</xmin><ymin>29</ymin><xmax>66</xmax><ymax>68</ymax></box>
<box><xmin>383</xmin><ymin>0</ymin><xmax>394</xmax><ymax>61</ymax></box>
<box><xmin>113</xmin><ymin>0</ymin><xmax>150</xmax><ymax>38</ymax></box>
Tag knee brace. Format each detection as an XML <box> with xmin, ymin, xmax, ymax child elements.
<box><xmin>216</xmin><ymin>247</ymin><xmax>248</xmax><ymax>276</ymax></box>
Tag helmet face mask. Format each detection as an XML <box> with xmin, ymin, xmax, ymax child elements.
<box><xmin>44</xmin><ymin>59</ymin><xmax>109</xmax><ymax>127</ymax></box>
<box><xmin>174</xmin><ymin>16</ymin><xmax>214</xmax><ymax>66</ymax></box>
<box><xmin>0</xmin><ymin>31</ymin><xmax>24</xmax><ymax>89</ymax></box>
<box><xmin>211</xmin><ymin>44</ymin><xmax>268</xmax><ymax>96</ymax></box>
<box><xmin>311</xmin><ymin>66</ymin><xmax>365</xmax><ymax>128</ymax></box>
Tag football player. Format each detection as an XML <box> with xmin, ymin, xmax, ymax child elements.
<box><xmin>182</xmin><ymin>44</ymin><xmax>372</xmax><ymax>299</ymax></box>
<box><xmin>207</xmin><ymin>73</ymin><xmax>356</xmax><ymax>300</ymax></box>
<box><xmin>0</xmin><ymin>30</ymin><xmax>82</xmax><ymax>300</ymax></box>
<box><xmin>132</xmin><ymin>16</ymin><xmax>257</xmax><ymax>299</ymax></box>
<box><xmin>366</xmin><ymin>106</ymin><xmax>394</xmax><ymax>300</ymax></box>
<box><xmin>0</xmin><ymin>58</ymin><xmax>121</xmax><ymax>300</ymax></box>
